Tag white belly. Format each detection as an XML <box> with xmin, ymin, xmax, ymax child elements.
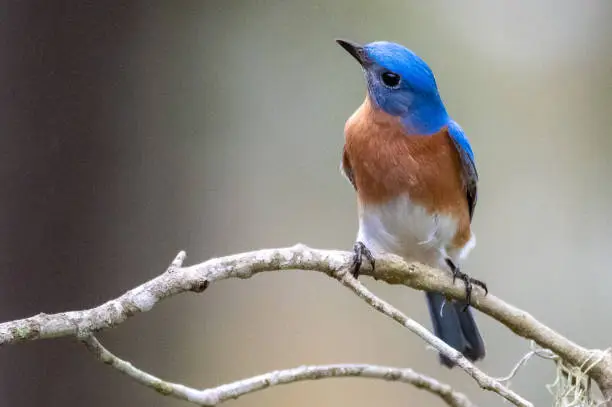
<box><xmin>356</xmin><ymin>194</ymin><xmax>475</xmax><ymax>269</ymax></box>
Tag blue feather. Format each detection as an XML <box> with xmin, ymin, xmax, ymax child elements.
<box><xmin>365</xmin><ymin>41</ymin><xmax>439</xmax><ymax>93</ymax></box>
<box><xmin>360</xmin><ymin>41</ymin><xmax>449</xmax><ymax>135</ymax></box>
<box><xmin>447</xmin><ymin>120</ymin><xmax>479</xmax><ymax>219</ymax></box>
<box><xmin>447</xmin><ymin>120</ymin><xmax>475</xmax><ymax>162</ymax></box>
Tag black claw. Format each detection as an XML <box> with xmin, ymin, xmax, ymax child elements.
<box><xmin>445</xmin><ymin>258</ymin><xmax>488</xmax><ymax>312</ymax></box>
<box><xmin>470</xmin><ymin>277</ymin><xmax>488</xmax><ymax>295</ymax></box>
<box><xmin>351</xmin><ymin>241</ymin><xmax>375</xmax><ymax>278</ymax></box>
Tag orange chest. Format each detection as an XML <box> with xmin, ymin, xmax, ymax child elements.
<box><xmin>343</xmin><ymin>98</ymin><xmax>467</xmax><ymax>214</ymax></box>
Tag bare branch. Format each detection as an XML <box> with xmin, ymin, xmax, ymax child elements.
<box><xmin>335</xmin><ymin>267</ymin><xmax>530</xmax><ymax>406</ymax></box>
<box><xmin>81</xmin><ymin>335</ymin><xmax>477</xmax><ymax>407</ymax></box>
<box><xmin>170</xmin><ymin>250</ymin><xmax>187</xmax><ymax>269</ymax></box>
<box><xmin>0</xmin><ymin>244</ymin><xmax>609</xmax><ymax>403</ymax></box>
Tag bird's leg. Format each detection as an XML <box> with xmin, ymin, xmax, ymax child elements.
<box><xmin>445</xmin><ymin>258</ymin><xmax>488</xmax><ymax>311</ymax></box>
<box><xmin>351</xmin><ymin>241</ymin><xmax>375</xmax><ymax>278</ymax></box>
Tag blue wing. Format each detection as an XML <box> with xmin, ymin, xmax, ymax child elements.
<box><xmin>447</xmin><ymin>121</ymin><xmax>478</xmax><ymax>220</ymax></box>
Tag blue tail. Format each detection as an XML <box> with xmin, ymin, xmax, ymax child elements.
<box><xmin>425</xmin><ymin>292</ymin><xmax>485</xmax><ymax>368</ymax></box>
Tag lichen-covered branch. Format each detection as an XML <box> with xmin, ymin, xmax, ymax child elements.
<box><xmin>0</xmin><ymin>244</ymin><xmax>609</xmax><ymax>405</ymax></box>
<box><xmin>81</xmin><ymin>335</ymin><xmax>477</xmax><ymax>407</ymax></box>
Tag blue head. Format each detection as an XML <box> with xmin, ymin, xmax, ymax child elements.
<box><xmin>336</xmin><ymin>39</ymin><xmax>449</xmax><ymax>135</ymax></box>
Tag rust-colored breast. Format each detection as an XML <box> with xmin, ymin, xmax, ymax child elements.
<box><xmin>343</xmin><ymin>96</ymin><xmax>472</xmax><ymax>248</ymax></box>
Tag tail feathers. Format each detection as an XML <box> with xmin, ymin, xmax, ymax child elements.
<box><xmin>425</xmin><ymin>292</ymin><xmax>485</xmax><ymax>368</ymax></box>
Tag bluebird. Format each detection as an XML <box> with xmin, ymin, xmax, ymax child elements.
<box><xmin>336</xmin><ymin>38</ymin><xmax>487</xmax><ymax>367</ymax></box>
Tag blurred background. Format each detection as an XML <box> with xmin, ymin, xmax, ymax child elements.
<box><xmin>1</xmin><ymin>1</ymin><xmax>611</xmax><ymax>406</ymax></box>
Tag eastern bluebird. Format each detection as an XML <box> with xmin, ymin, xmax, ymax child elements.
<box><xmin>336</xmin><ymin>39</ymin><xmax>487</xmax><ymax>367</ymax></box>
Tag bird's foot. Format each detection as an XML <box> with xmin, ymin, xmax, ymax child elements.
<box><xmin>445</xmin><ymin>258</ymin><xmax>488</xmax><ymax>311</ymax></box>
<box><xmin>351</xmin><ymin>241</ymin><xmax>375</xmax><ymax>278</ymax></box>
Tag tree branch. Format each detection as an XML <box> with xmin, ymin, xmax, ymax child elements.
<box><xmin>334</xmin><ymin>265</ymin><xmax>530</xmax><ymax>406</ymax></box>
<box><xmin>0</xmin><ymin>244</ymin><xmax>609</xmax><ymax>405</ymax></box>
<box><xmin>81</xmin><ymin>335</ymin><xmax>477</xmax><ymax>407</ymax></box>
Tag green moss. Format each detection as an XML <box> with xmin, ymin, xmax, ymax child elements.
<box><xmin>152</xmin><ymin>381</ymin><xmax>173</xmax><ymax>396</ymax></box>
<box><xmin>11</xmin><ymin>326</ymin><xmax>37</xmax><ymax>341</ymax></box>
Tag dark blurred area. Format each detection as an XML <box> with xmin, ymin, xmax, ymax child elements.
<box><xmin>1</xmin><ymin>1</ymin><xmax>611</xmax><ymax>406</ymax></box>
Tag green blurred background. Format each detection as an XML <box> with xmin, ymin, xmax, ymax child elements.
<box><xmin>1</xmin><ymin>1</ymin><xmax>611</xmax><ymax>406</ymax></box>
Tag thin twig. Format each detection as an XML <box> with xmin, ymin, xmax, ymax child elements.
<box><xmin>80</xmin><ymin>335</ymin><xmax>477</xmax><ymax>407</ymax></box>
<box><xmin>335</xmin><ymin>267</ymin><xmax>531</xmax><ymax>406</ymax></box>
<box><xmin>496</xmin><ymin>341</ymin><xmax>558</xmax><ymax>384</ymax></box>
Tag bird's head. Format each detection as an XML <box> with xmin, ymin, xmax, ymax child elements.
<box><xmin>336</xmin><ymin>39</ymin><xmax>448</xmax><ymax>133</ymax></box>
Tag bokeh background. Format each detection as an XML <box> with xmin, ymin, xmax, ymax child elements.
<box><xmin>1</xmin><ymin>1</ymin><xmax>611</xmax><ymax>406</ymax></box>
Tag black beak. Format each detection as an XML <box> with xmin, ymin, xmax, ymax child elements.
<box><xmin>335</xmin><ymin>38</ymin><xmax>367</xmax><ymax>66</ymax></box>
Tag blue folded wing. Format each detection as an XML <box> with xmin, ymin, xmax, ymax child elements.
<box><xmin>447</xmin><ymin>121</ymin><xmax>479</xmax><ymax>220</ymax></box>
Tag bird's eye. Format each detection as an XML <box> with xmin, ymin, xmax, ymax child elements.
<box><xmin>381</xmin><ymin>72</ymin><xmax>401</xmax><ymax>88</ymax></box>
